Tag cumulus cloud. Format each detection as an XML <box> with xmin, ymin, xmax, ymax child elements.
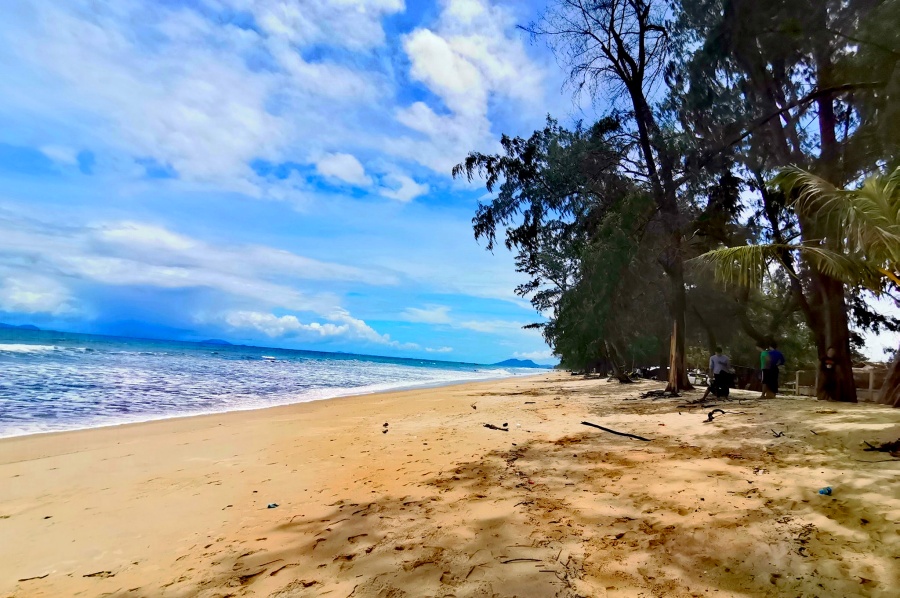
<box><xmin>0</xmin><ymin>275</ymin><xmax>77</xmax><ymax>316</ymax></box>
<box><xmin>0</xmin><ymin>0</ymin><xmax>394</xmax><ymax>196</ymax></box>
<box><xmin>224</xmin><ymin>308</ymin><xmax>421</xmax><ymax>350</ymax></box>
<box><xmin>392</xmin><ymin>0</ymin><xmax>546</xmax><ymax>172</ymax></box>
<box><xmin>425</xmin><ymin>346</ymin><xmax>453</xmax><ymax>353</ymax></box>
<box><xmin>0</xmin><ymin>0</ymin><xmax>551</xmax><ymax>195</ymax></box>
<box><xmin>379</xmin><ymin>173</ymin><xmax>429</xmax><ymax>202</ymax></box>
<box><xmin>316</xmin><ymin>153</ymin><xmax>372</xmax><ymax>187</ymax></box>
<box><xmin>401</xmin><ymin>304</ymin><xmax>452</xmax><ymax>324</ymax></box>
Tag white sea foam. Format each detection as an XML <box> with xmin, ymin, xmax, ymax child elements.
<box><xmin>0</xmin><ymin>343</ymin><xmax>60</xmax><ymax>353</ymax></box>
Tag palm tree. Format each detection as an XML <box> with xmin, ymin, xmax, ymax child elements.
<box><xmin>696</xmin><ymin>166</ymin><xmax>900</xmax><ymax>406</ymax></box>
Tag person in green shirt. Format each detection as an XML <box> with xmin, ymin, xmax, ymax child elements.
<box><xmin>757</xmin><ymin>344</ymin><xmax>769</xmax><ymax>398</ymax></box>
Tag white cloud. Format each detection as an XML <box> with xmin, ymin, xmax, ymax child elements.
<box><xmin>316</xmin><ymin>153</ymin><xmax>372</xmax><ymax>187</ymax></box>
<box><xmin>0</xmin><ymin>213</ymin><xmax>397</xmax><ymax>317</ymax></box>
<box><xmin>234</xmin><ymin>0</ymin><xmax>405</xmax><ymax>50</ymax></box>
<box><xmin>39</xmin><ymin>145</ymin><xmax>78</xmax><ymax>165</ymax></box>
<box><xmin>0</xmin><ymin>0</ymin><xmax>552</xmax><ymax>196</ymax></box>
<box><xmin>425</xmin><ymin>346</ymin><xmax>453</xmax><ymax>353</ymax></box>
<box><xmin>459</xmin><ymin>319</ymin><xmax>531</xmax><ymax>334</ymax></box>
<box><xmin>0</xmin><ymin>275</ymin><xmax>77</xmax><ymax>315</ymax></box>
<box><xmin>224</xmin><ymin>308</ymin><xmax>420</xmax><ymax>350</ymax></box>
<box><xmin>393</xmin><ymin>0</ymin><xmax>546</xmax><ymax>172</ymax></box>
<box><xmin>380</xmin><ymin>173</ymin><xmax>429</xmax><ymax>202</ymax></box>
<box><xmin>401</xmin><ymin>304</ymin><xmax>452</xmax><ymax>324</ymax></box>
<box><xmin>0</xmin><ymin>1</ymin><xmax>391</xmax><ymax>196</ymax></box>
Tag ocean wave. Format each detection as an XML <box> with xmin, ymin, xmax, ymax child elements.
<box><xmin>0</xmin><ymin>343</ymin><xmax>541</xmax><ymax>438</ymax></box>
<box><xmin>0</xmin><ymin>343</ymin><xmax>60</xmax><ymax>353</ymax></box>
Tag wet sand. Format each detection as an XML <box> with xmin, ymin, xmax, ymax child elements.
<box><xmin>1</xmin><ymin>372</ymin><xmax>898</xmax><ymax>597</ymax></box>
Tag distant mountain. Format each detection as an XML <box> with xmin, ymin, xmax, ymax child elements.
<box><xmin>0</xmin><ymin>323</ymin><xmax>41</xmax><ymax>330</ymax></box>
<box><xmin>199</xmin><ymin>339</ymin><xmax>233</xmax><ymax>346</ymax></box>
<box><xmin>492</xmin><ymin>358</ymin><xmax>549</xmax><ymax>369</ymax></box>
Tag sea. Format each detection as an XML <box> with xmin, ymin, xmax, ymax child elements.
<box><xmin>0</xmin><ymin>328</ymin><xmax>541</xmax><ymax>439</ymax></box>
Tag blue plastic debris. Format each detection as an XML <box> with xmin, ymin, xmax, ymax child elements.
<box><xmin>818</xmin><ymin>487</ymin><xmax>832</xmax><ymax>496</ymax></box>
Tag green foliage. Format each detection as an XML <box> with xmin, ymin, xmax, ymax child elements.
<box><xmin>458</xmin><ymin>0</ymin><xmax>899</xmax><ymax>381</ymax></box>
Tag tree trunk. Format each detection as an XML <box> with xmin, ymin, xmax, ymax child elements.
<box><xmin>605</xmin><ymin>341</ymin><xmax>633</xmax><ymax>383</ymax></box>
<box><xmin>656</xmin><ymin>340</ymin><xmax>669</xmax><ymax>381</ymax></box>
<box><xmin>876</xmin><ymin>344</ymin><xmax>900</xmax><ymax>407</ymax></box>
<box><xmin>810</xmin><ymin>273</ymin><xmax>857</xmax><ymax>402</ymax></box>
<box><xmin>666</xmin><ymin>262</ymin><xmax>693</xmax><ymax>392</ymax></box>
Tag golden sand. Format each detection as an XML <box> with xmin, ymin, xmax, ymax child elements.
<box><xmin>1</xmin><ymin>373</ymin><xmax>898</xmax><ymax>597</ymax></box>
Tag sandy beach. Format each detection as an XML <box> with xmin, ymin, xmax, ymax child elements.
<box><xmin>2</xmin><ymin>372</ymin><xmax>899</xmax><ymax>597</ymax></box>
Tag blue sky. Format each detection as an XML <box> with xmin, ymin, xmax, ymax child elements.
<box><xmin>0</xmin><ymin>0</ymin><xmax>579</xmax><ymax>364</ymax></box>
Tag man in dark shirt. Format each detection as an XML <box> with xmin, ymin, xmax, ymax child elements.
<box><xmin>818</xmin><ymin>347</ymin><xmax>838</xmax><ymax>401</ymax></box>
<box><xmin>763</xmin><ymin>342</ymin><xmax>786</xmax><ymax>399</ymax></box>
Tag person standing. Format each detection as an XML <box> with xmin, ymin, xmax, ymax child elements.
<box><xmin>708</xmin><ymin>347</ymin><xmax>732</xmax><ymax>399</ymax></box>
<box><xmin>818</xmin><ymin>347</ymin><xmax>838</xmax><ymax>401</ymax></box>
<box><xmin>763</xmin><ymin>342</ymin><xmax>786</xmax><ymax>399</ymax></box>
<box><xmin>757</xmin><ymin>344</ymin><xmax>769</xmax><ymax>398</ymax></box>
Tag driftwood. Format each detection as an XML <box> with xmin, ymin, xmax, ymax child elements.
<box><xmin>484</xmin><ymin>423</ymin><xmax>508</xmax><ymax>432</ymax></box>
<box><xmin>581</xmin><ymin>421</ymin><xmax>652</xmax><ymax>442</ymax></box>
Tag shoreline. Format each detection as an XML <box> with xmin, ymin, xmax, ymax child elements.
<box><xmin>0</xmin><ymin>370</ymin><xmax>547</xmax><ymax>441</ymax></box>
<box><xmin>2</xmin><ymin>372</ymin><xmax>898</xmax><ymax>597</ymax></box>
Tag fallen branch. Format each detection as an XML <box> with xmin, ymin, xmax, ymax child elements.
<box><xmin>484</xmin><ymin>423</ymin><xmax>508</xmax><ymax>432</ymax></box>
<box><xmin>704</xmin><ymin>409</ymin><xmax>747</xmax><ymax>423</ymax></box>
<box><xmin>581</xmin><ymin>421</ymin><xmax>652</xmax><ymax>442</ymax></box>
<box><xmin>639</xmin><ymin>389</ymin><xmax>679</xmax><ymax>399</ymax></box>
<box><xmin>863</xmin><ymin>439</ymin><xmax>900</xmax><ymax>457</ymax></box>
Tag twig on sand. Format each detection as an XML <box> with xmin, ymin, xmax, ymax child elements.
<box><xmin>500</xmin><ymin>558</ymin><xmax>542</xmax><ymax>564</ymax></box>
<box><xmin>639</xmin><ymin>389</ymin><xmax>679</xmax><ymax>399</ymax></box>
<box><xmin>704</xmin><ymin>409</ymin><xmax>746</xmax><ymax>423</ymax></box>
<box><xmin>581</xmin><ymin>421</ymin><xmax>652</xmax><ymax>442</ymax></box>
<box><xmin>484</xmin><ymin>423</ymin><xmax>508</xmax><ymax>432</ymax></box>
<box><xmin>17</xmin><ymin>575</ymin><xmax>48</xmax><ymax>582</ymax></box>
<box><xmin>771</xmin><ymin>430</ymin><xmax>785</xmax><ymax>438</ymax></box>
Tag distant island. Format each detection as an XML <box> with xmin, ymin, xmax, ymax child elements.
<box><xmin>199</xmin><ymin>339</ymin><xmax>233</xmax><ymax>346</ymax></box>
<box><xmin>0</xmin><ymin>323</ymin><xmax>41</xmax><ymax>331</ymax></box>
<box><xmin>492</xmin><ymin>358</ymin><xmax>550</xmax><ymax>369</ymax></box>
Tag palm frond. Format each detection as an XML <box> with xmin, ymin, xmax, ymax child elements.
<box><xmin>693</xmin><ymin>243</ymin><xmax>887</xmax><ymax>292</ymax></box>
<box><xmin>772</xmin><ymin>165</ymin><xmax>900</xmax><ymax>272</ymax></box>
<box><xmin>691</xmin><ymin>244</ymin><xmax>785</xmax><ymax>288</ymax></box>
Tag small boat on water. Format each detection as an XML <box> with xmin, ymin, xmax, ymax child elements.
<box><xmin>261</xmin><ymin>355</ymin><xmax>277</xmax><ymax>361</ymax></box>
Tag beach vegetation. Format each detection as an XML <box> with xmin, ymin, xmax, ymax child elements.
<box><xmin>454</xmin><ymin>0</ymin><xmax>899</xmax><ymax>403</ymax></box>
